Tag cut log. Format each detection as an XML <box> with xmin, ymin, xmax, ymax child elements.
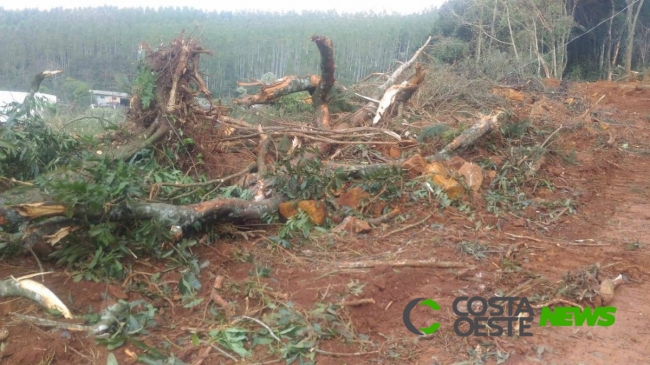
<box><xmin>3</xmin><ymin>194</ymin><xmax>283</xmax><ymax>230</ymax></box>
<box><xmin>233</xmin><ymin>75</ymin><xmax>321</xmax><ymax>106</ymax></box>
<box><xmin>349</xmin><ymin>37</ymin><xmax>431</xmax><ymax>127</ymax></box>
<box><xmin>327</xmin><ymin>113</ymin><xmax>503</xmax><ymax>177</ymax></box>
<box><xmin>378</xmin><ymin>36</ymin><xmax>431</xmax><ymax>92</ymax></box>
<box><xmin>373</xmin><ymin>63</ymin><xmax>426</xmax><ymax>125</ymax></box>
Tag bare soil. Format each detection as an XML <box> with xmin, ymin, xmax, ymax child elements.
<box><xmin>2</xmin><ymin>80</ymin><xmax>650</xmax><ymax>365</ymax></box>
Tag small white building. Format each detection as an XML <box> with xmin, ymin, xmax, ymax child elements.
<box><xmin>91</xmin><ymin>90</ymin><xmax>130</xmax><ymax>108</ymax></box>
<box><xmin>0</xmin><ymin>90</ymin><xmax>57</xmax><ymax>122</ymax></box>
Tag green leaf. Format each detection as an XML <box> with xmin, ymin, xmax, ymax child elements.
<box><xmin>106</xmin><ymin>338</ymin><xmax>125</xmax><ymax>351</ymax></box>
<box><xmin>222</xmin><ymin>339</ymin><xmax>250</xmax><ymax>357</ymax></box>
<box><xmin>252</xmin><ymin>336</ymin><xmax>274</xmax><ymax>346</ymax></box>
<box><xmin>183</xmin><ymin>298</ymin><xmax>204</xmax><ymax>308</ymax></box>
<box><xmin>106</xmin><ymin>352</ymin><xmax>118</xmax><ymax>365</ymax></box>
<box><xmin>129</xmin><ymin>339</ymin><xmax>167</xmax><ymax>360</ymax></box>
<box><xmin>116</xmin><ymin>181</ymin><xmax>129</xmax><ymax>194</ymax></box>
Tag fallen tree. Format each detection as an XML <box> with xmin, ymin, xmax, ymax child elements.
<box><xmin>0</xmin><ymin>31</ymin><xmax>509</xmax><ymax>321</ymax></box>
<box><xmin>0</xmin><ymin>31</ymin><xmax>506</xmax><ymax>251</ymax></box>
<box><xmin>0</xmin><ymin>30</ymin><xmax>499</xmax><ymax>272</ymax></box>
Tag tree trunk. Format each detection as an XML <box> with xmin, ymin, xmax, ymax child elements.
<box><xmin>504</xmin><ymin>0</ymin><xmax>520</xmax><ymax>62</ymax></box>
<box><xmin>624</xmin><ymin>0</ymin><xmax>646</xmax><ymax>78</ymax></box>
<box><xmin>477</xmin><ymin>0</ymin><xmax>485</xmax><ymax>64</ymax></box>
<box><xmin>311</xmin><ymin>35</ymin><xmax>336</xmax><ymax>129</ymax></box>
<box><xmin>611</xmin><ymin>40</ymin><xmax>621</xmax><ymax>81</ymax></box>
<box><xmin>233</xmin><ymin>75</ymin><xmax>320</xmax><ymax>106</ymax></box>
<box><xmin>604</xmin><ymin>0</ymin><xmax>615</xmax><ymax>80</ymax></box>
<box><xmin>488</xmin><ymin>0</ymin><xmax>499</xmax><ymax>54</ymax></box>
<box><xmin>532</xmin><ymin>19</ymin><xmax>551</xmax><ymax>78</ymax></box>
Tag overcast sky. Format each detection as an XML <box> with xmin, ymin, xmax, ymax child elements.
<box><xmin>2</xmin><ymin>0</ymin><xmax>446</xmax><ymax>15</ymax></box>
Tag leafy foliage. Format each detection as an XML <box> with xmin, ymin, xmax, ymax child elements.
<box><xmin>35</xmin><ymin>152</ymin><xmax>211</xmax><ymax>281</ymax></box>
<box><xmin>203</xmin><ymin>300</ymin><xmax>351</xmax><ymax>365</ymax></box>
<box><xmin>0</xmin><ymin>113</ymin><xmax>81</xmax><ymax>181</ymax></box>
<box><xmin>46</xmin><ymin>157</ymin><xmax>145</xmax><ymax>218</ymax></box>
<box><xmin>132</xmin><ymin>64</ymin><xmax>157</xmax><ymax>110</ymax></box>
<box><xmin>61</xmin><ymin>77</ymin><xmax>91</xmax><ymax>108</ymax></box>
<box><xmin>276</xmin><ymin>92</ymin><xmax>313</xmax><ymax>114</ymax></box>
<box><xmin>278</xmin><ymin>210</ymin><xmax>315</xmax><ymax>240</ymax></box>
<box><xmin>417</xmin><ymin>123</ymin><xmax>450</xmax><ymax>143</ymax></box>
<box><xmin>273</xmin><ymin>153</ymin><xmax>346</xmax><ymax>201</ymax></box>
<box><xmin>94</xmin><ymin>300</ymin><xmax>190</xmax><ymax>364</ymax></box>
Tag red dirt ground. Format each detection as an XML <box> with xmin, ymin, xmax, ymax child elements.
<box><xmin>2</xmin><ymin>80</ymin><xmax>650</xmax><ymax>365</ymax></box>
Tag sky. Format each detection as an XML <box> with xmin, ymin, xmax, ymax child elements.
<box><xmin>1</xmin><ymin>0</ymin><xmax>446</xmax><ymax>15</ymax></box>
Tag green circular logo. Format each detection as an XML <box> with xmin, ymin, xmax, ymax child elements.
<box><xmin>403</xmin><ymin>298</ymin><xmax>441</xmax><ymax>335</ymax></box>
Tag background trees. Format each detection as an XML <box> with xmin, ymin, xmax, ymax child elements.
<box><xmin>1</xmin><ymin>1</ymin><xmax>649</xmax><ymax>104</ymax></box>
<box><xmin>435</xmin><ymin>0</ymin><xmax>650</xmax><ymax>80</ymax></box>
<box><xmin>0</xmin><ymin>8</ymin><xmax>434</xmax><ymax>99</ymax></box>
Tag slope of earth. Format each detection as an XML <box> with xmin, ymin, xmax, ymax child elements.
<box><xmin>1</xmin><ymin>80</ymin><xmax>650</xmax><ymax>365</ymax></box>
<box><xmin>520</xmin><ymin>81</ymin><xmax>650</xmax><ymax>365</ymax></box>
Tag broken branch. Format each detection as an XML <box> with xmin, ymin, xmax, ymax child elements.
<box><xmin>379</xmin><ymin>36</ymin><xmax>431</xmax><ymax>91</ymax></box>
<box><xmin>334</xmin><ymin>258</ymin><xmax>472</xmax><ymax>269</ymax></box>
<box><xmin>339</xmin><ymin>298</ymin><xmax>375</xmax><ymax>306</ymax></box>
<box><xmin>0</xmin><ymin>276</ymin><xmax>73</xmax><ymax>318</ymax></box>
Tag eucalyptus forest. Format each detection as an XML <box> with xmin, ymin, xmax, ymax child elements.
<box><xmin>2</xmin><ymin>0</ymin><xmax>650</xmax><ymax>104</ymax></box>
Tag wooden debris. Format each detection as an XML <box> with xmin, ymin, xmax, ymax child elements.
<box><xmin>332</xmin><ymin>216</ymin><xmax>372</xmax><ymax>234</ymax></box>
<box><xmin>335</xmin><ymin>258</ymin><xmax>472</xmax><ymax>269</ymax></box>
<box><xmin>0</xmin><ymin>276</ymin><xmax>73</xmax><ymax>318</ymax></box>
<box><xmin>599</xmin><ymin>274</ymin><xmax>625</xmax><ymax>305</ymax></box>
<box><xmin>457</xmin><ymin>162</ymin><xmax>484</xmax><ymax>192</ymax></box>
<box><xmin>373</xmin><ymin>63</ymin><xmax>426</xmax><ymax>125</ymax></box>
<box><xmin>279</xmin><ymin>200</ymin><xmax>327</xmax><ymax>226</ymax></box>
<box><xmin>339</xmin><ymin>298</ymin><xmax>375</xmax><ymax>306</ymax></box>
<box><xmin>424</xmin><ymin>163</ymin><xmax>465</xmax><ymax>199</ymax></box>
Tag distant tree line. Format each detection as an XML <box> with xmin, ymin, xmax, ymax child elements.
<box><xmin>0</xmin><ymin>7</ymin><xmax>435</xmax><ymax>103</ymax></box>
<box><xmin>434</xmin><ymin>0</ymin><xmax>650</xmax><ymax>81</ymax></box>
<box><xmin>2</xmin><ymin>2</ymin><xmax>648</xmax><ymax>107</ymax></box>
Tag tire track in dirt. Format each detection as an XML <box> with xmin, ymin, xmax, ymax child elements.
<box><xmin>534</xmin><ymin>142</ymin><xmax>650</xmax><ymax>364</ymax></box>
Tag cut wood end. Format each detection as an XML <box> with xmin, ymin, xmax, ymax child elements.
<box><xmin>43</xmin><ymin>70</ymin><xmax>63</xmax><ymax>77</ymax></box>
<box><xmin>310</xmin><ymin>75</ymin><xmax>322</xmax><ymax>87</ymax></box>
<box><xmin>14</xmin><ymin>203</ymin><xmax>66</xmax><ymax>218</ymax></box>
<box><xmin>44</xmin><ymin>226</ymin><xmax>81</xmax><ymax>246</ymax></box>
<box><xmin>213</xmin><ymin>275</ymin><xmax>225</xmax><ymax>289</ymax></box>
<box><xmin>17</xmin><ymin>279</ymin><xmax>73</xmax><ymax>319</ymax></box>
